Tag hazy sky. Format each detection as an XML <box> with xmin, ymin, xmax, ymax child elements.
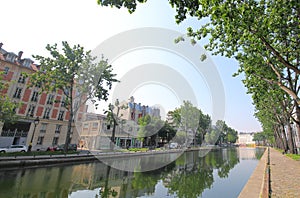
<box><xmin>0</xmin><ymin>0</ymin><xmax>262</xmax><ymax>132</ymax></box>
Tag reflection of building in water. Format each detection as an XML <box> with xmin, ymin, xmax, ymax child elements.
<box><xmin>238</xmin><ymin>148</ymin><xmax>259</xmax><ymax>160</ymax></box>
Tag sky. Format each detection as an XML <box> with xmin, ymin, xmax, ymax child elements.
<box><xmin>0</xmin><ymin>0</ymin><xmax>262</xmax><ymax>132</ymax></box>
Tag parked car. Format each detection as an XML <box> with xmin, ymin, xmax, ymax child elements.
<box><xmin>56</xmin><ymin>144</ymin><xmax>78</xmax><ymax>151</ymax></box>
<box><xmin>0</xmin><ymin>145</ymin><xmax>27</xmax><ymax>153</ymax></box>
<box><xmin>46</xmin><ymin>146</ymin><xmax>58</xmax><ymax>151</ymax></box>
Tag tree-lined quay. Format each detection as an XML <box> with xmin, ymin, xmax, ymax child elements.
<box><xmin>97</xmin><ymin>0</ymin><xmax>300</xmax><ymax>154</ymax></box>
<box><xmin>1</xmin><ymin>0</ymin><xmax>300</xmax><ymax>196</ymax></box>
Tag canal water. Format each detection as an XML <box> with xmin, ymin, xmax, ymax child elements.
<box><xmin>0</xmin><ymin>147</ymin><xmax>265</xmax><ymax>198</ymax></box>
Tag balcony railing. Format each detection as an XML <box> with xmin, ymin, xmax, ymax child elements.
<box><xmin>0</xmin><ymin>130</ymin><xmax>28</xmax><ymax>137</ymax></box>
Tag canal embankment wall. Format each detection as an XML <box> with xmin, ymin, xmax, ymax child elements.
<box><xmin>0</xmin><ymin>149</ymin><xmax>184</xmax><ymax>170</ymax></box>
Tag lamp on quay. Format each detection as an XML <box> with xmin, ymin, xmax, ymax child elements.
<box><xmin>28</xmin><ymin>117</ymin><xmax>40</xmax><ymax>152</ymax></box>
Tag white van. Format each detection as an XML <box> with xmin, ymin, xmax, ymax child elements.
<box><xmin>169</xmin><ymin>142</ymin><xmax>179</xmax><ymax>149</ymax></box>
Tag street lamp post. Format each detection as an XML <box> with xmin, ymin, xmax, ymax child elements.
<box><xmin>28</xmin><ymin>117</ymin><xmax>39</xmax><ymax>152</ymax></box>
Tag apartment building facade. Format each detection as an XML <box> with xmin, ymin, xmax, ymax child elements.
<box><xmin>0</xmin><ymin>43</ymin><xmax>85</xmax><ymax>150</ymax></box>
<box><xmin>79</xmin><ymin>97</ymin><xmax>161</xmax><ymax>150</ymax></box>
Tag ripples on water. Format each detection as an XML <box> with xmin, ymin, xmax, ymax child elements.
<box><xmin>0</xmin><ymin>147</ymin><xmax>265</xmax><ymax>198</ymax></box>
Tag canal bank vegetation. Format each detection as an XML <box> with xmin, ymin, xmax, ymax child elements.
<box><xmin>165</xmin><ymin>101</ymin><xmax>238</xmax><ymax>148</ymax></box>
<box><xmin>103</xmin><ymin>99</ymin><xmax>239</xmax><ymax>152</ymax></box>
<box><xmin>274</xmin><ymin>148</ymin><xmax>300</xmax><ymax>161</ymax></box>
<box><xmin>286</xmin><ymin>153</ymin><xmax>300</xmax><ymax>161</ymax></box>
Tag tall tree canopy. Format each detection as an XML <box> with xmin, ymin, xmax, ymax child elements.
<box><xmin>167</xmin><ymin>101</ymin><xmax>212</xmax><ymax>146</ymax></box>
<box><xmin>98</xmin><ymin>0</ymin><xmax>300</xmax><ymax>104</ymax></box>
<box><xmin>98</xmin><ymin>0</ymin><xmax>300</xmax><ymax>151</ymax></box>
<box><xmin>29</xmin><ymin>41</ymin><xmax>118</xmax><ymax>151</ymax></box>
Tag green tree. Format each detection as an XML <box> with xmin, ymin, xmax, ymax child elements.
<box><xmin>137</xmin><ymin>114</ymin><xmax>151</xmax><ymax>147</ymax></box>
<box><xmin>244</xmin><ymin>64</ymin><xmax>297</xmax><ymax>153</ymax></box>
<box><xmin>213</xmin><ymin>120</ymin><xmax>238</xmax><ymax>145</ymax></box>
<box><xmin>180</xmin><ymin>101</ymin><xmax>199</xmax><ymax>146</ymax></box>
<box><xmin>104</xmin><ymin>99</ymin><xmax>127</xmax><ymax>150</ymax></box>
<box><xmin>98</xmin><ymin>0</ymin><xmax>300</xmax><ymax>103</ymax></box>
<box><xmin>253</xmin><ymin>132</ymin><xmax>267</xmax><ymax>146</ymax></box>
<box><xmin>157</xmin><ymin>121</ymin><xmax>176</xmax><ymax>143</ymax></box>
<box><xmin>205</xmin><ymin>128</ymin><xmax>220</xmax><ymax>145</ymax></box>
<box><xmin>0</xmin><ymin>72</ymin><xmax>20</xmax><ymax>123</ymax></box>
<box><xmin>29</xmin><ymin>41</ymin><xmax>118</xmax><ymax>152</ymax></box>
<box><xmin>97</xmin><ymin>0</ymin><xmax>300</xmax><ymax>154</ymax></box>
<box><xmin>226</xmin><ymin>127</ymin><xmax>238</xmax><ymax>144</ymax></box>
<box><xmin>197</xmin><ymin>112</ymin><xmax>211</xmax><ymax>146</ymax></box>
<box><xmin>137</xmin><ymin>115</ymin><xmax>164</xmax><ymax>147</ymax></box>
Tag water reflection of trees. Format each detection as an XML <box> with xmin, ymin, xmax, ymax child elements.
<box><xmin>0</xmin><ymin>148</ymin><xmax>243</xmax><ymax>198</ymax></box>
<box><xmin>162</xmin><ymin>148</ymin><xmax>239</xmax><ymax>198</ymax></box>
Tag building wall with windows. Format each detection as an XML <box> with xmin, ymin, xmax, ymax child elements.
<box><xmin>79</xmin><ymin>97</ymin><xmax>162</xmax><ymax>150</ymax></box>
<box><xmin>119</xmin><ymin>96</ymin><xmax>161</xmax><ymax>122</ymax></box>
<box><xmin>0</xmin><ymin>43</ymin><xmax>83</xmax><ymax>150</ymax></box>
<box><xmin>237</xmin><ymin>132</ymin><xmax>256</xmax><ymax>146</ymax></box>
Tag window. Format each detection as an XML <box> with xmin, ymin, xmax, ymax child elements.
<box><xmin>5</xmin><ymin>53</ymin><xmax>16</xmax><ymax>62</ymax></box>
<box><xmin>47</xmin><ymin>94</ymin><xmax>54</xmax><ymax>105</ymax></box>
<box><xmin>22</xmin><ymin>59</ymin><xmax>32</xmax><ymax>68</ymax></box>
<box><xmin>18</xmin><ymin>74</ymin><xmax>26</xmax><ymax>83</ymax></box>
<box><xmin>83</xmin><ymin>123</ymin><xmax>89</xmax><ymax>128</ymax></box>
<box><xmin>55</xmin><ymin>124</ymin><xmax>62</xmax><ymax>134</ymax></box>
<box><xmin>13</xmin><ymin>87</ymin><xmax>22</xmax><ymax>98</ymax></box>
<box><xmin>40</xmin><ymin>123</ymin><xmax>47</xmax><ymax>133</ymax></box>
<box><xmin>74</xmin><ymin>101</ymin><xmax>79</xmax><ymax>110</ymax></box>
<box><xmin>31</xmin><ymin>91</ymin><xmax>39</xmax><ymax>102</ymax></box>
<box><xmin>43</xmin><ymin>107</ymin><xmax>51</xmax><ymax>119</ymax></box>
<box><xmin>27</xmin><ymin>104</ymin><xmax>35</xmax><ymax>117</ymax></box>
<box><xmin>92</xmin><ymin>122</ymin><xmax>98</xmax><ymax>128</ymax></box>
<box><xmin>4</xmin><ymin>67</ymin><xmax>9</xmax><ymax>75</ymax></box>
<box><xmin>64</xmin><ymin>88</ymin><xmax>69</xmax><ymax>96</ymax></box>
<box><xmin>52</xmin><ymin>137</ymin><xmax>59</xmax><ymax>145</ymax></box>
<box><xmin>57</xmin><ymin>110</ymin><xmax>64</xmax><ymax>121</ymax></box>
<box><xmin>61</xmin><ymin>97</ymin><xmax>66</xmax><ymax>107</ymax></box>
<box><xmin>131</xmin><ymin>112</ymin><xmax>135</xmax><ymax>120</ymax></box>
<box><xmin>37</xmin><ymin>136</ymin><xmax>44</xmax><ymax>145</ymax></box>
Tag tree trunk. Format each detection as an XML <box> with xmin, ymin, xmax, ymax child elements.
<box><xmin>280</xmin><ymin>124</ymin><xmax>289</xmax><ymax>153</ymax></box>
<box><xmin>286</xmin><ymin>122</ymin><xmax>297</xmax><ymax>154</ymax></box>
<box><xmin>110</xmin><ymin>121</ymin><xmax>116</xmax><ymax>150</ymax></box>
<box><xmin>274</xmin><ymin>126</ymin><xmax>285</xmax><ymax>150</ymax></box>
<box><xmin>64</xmin><ymin>79</ymin><xmax>74</xmax><ymax>153</ymax></box>
<box><xmin>294</xmin><ymin>104</ymin><xmax>300</xmax><ymax>150</ymax></box>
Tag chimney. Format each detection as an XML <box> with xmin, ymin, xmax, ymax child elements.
<box><xmin>17</xmin><ymin>51</ymin><xmax>23</xmax><ymax>60</ymax></box>
<box><xmin>0</xmin><ymin>43</ymin><xmax>3</xmax><ymax>50</ymax></box>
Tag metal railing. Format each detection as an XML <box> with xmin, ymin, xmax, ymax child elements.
<box><xmin>0</xmin><ymin>130</ymin><xmax>28</xmax><ymax>137</ymax></box>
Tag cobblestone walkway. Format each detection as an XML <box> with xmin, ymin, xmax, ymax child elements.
<box><xmin>270</xmin><ymin>148</ymin><xmax>300</xmax><ymax>198</ymax></box>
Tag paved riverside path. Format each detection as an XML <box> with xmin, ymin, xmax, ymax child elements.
<box><xmin>270</xmin><ymin>148</ymin><xmax>300</xmax><ymax>198</ymax></box>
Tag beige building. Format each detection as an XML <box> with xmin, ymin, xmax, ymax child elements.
<box><xmin>79</xmin><ymin>97</ymin><xmax>161</xmax><ymax>150</ymax></box>
<box><xmin>237</xmin><ymin>132</ymin><xmax>256</xmax><ymax>146</ymax></box>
